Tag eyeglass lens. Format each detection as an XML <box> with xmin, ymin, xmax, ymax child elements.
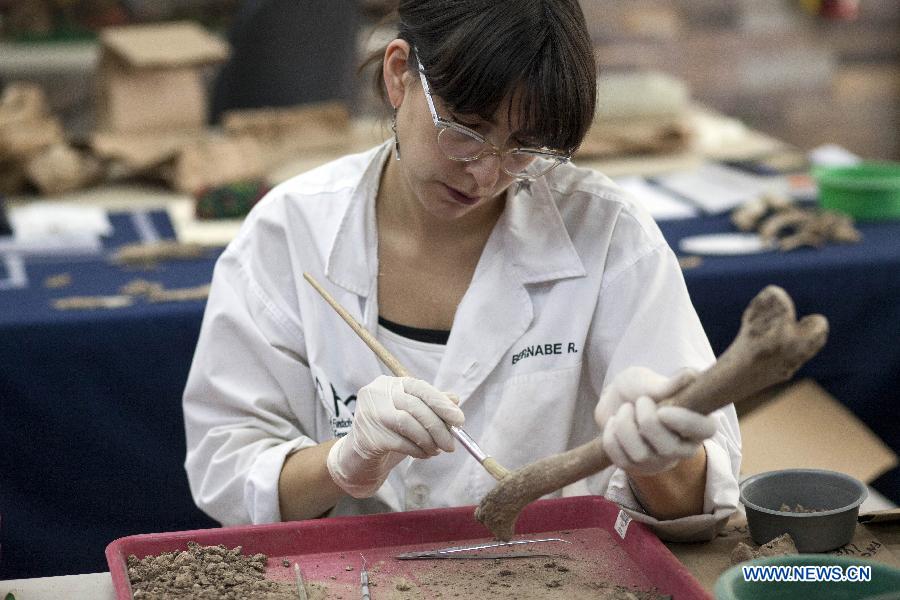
<box><xmin>437</xmin><ymin>128</ymin><xmax>556</xmax><ymax>177</ymax></box>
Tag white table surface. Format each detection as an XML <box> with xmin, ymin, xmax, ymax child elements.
<box><xmin>1</xmin><ymin>572</ymin><xmax>115</xmax><ymax>600</ymax></box>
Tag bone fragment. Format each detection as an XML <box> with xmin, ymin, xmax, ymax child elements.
<box><xmin>731</xmin><ymin>193</ymin><xmax>793</xmax><ymax>231</ymax></box>
<box><xmin>475</xmin><ymin>285</ymin><xmax>828</xmax><ymax>541</ymax></box>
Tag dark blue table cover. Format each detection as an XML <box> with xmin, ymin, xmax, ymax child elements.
<box><xmin>1</xmin><ymin>209</ymin><xmax>898</xmax><ymax>579</ymax></box>
<box><xmin>1</xmin><ymin>212</ymin><xmax>219</xmax><ymax>579</ymax></box>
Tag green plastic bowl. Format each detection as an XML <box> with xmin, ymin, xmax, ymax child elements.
<box><xmin>814</xmin><ymin>162</ymin><xmax>900</xmax><ymax>221</ymax></box>
<box><xmin>715</xmin><ymin>554</ymin><xmax>900</xmax><ymax>600</ymax></box>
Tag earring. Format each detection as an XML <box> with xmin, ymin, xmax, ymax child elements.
<box><xmin>391</xmin><ymin>107</ymin><xmax>401</xmax><ymax>160</ymax></box>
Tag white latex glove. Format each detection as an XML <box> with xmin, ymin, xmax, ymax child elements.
<box><xmin>594</xmin><ymin>366</ymin><xmax>717</xmax><ymax>475</ymax></box>
<box><xmin>326</xmin><ymin>376</ymin><xmax>464</xmax><ymax>498</ymax></box>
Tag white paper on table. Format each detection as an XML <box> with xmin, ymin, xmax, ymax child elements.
<box><xmin>10</xmin><ymin>202</ymin><xmax>112</xmax><ymax>240</ymax></box>
<box><xmin>0</xmin><ymin>232</ymin><xmax>103</xmax><ymax>256</ymax></box>
<box><xmin>613</xmin><ymin>176</ymin><xmax>698</xmax><ymax>220</ymax></box>
<box><xmin>679</xmin><ymin>233</ymin><xmax>774</xmax><ymax>256</ymax></box>
<box><xmin>808</xmin><ymin>144</ymin><xmax>862</xmax><ymax>168</ymax></box>
<box><xmin>652</xmin><ymin>162</ymin><xmax>790</xmax><ymax>214</ymax></box>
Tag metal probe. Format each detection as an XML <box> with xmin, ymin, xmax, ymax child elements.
<box><xmin>360</xmin><ymin>554</ymin><xmax>371</xmax><ymax>600</ymax></box>
<box><xmin>293</xmin><ymin>562</ymin><xmax>309</xmax><ymax>600</ymax></box>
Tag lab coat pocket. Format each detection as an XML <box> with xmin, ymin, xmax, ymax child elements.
<box><xmin>470</xmin><ymin>363</ymin><xmax>583</xmax><ymax>498</ymax></box>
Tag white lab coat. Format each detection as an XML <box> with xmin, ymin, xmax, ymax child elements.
<box><xmin>183</xmin><ymin>141</ymin><xmax>741</xmax><ymax>541</ymax></box>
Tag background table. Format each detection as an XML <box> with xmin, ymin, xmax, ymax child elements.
<box><xmin>0</xmin><ymin>211</ymin><xmax>219</xmax><ymax>579</ymax></box>
<box><xmin>2</xmin><ymin>203</ymin><xmax>898</xmax><ymax>580</ymax></box>
<box><xmin>659</xmin><ymin>213</ymin><xmax>900</xmax><ymax>502</ymax></box>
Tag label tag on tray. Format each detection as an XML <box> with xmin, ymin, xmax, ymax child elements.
<box><xmin>614</xmin><ymin>509</ymin><xmax>632</xmax><ymax>539</ymax></box>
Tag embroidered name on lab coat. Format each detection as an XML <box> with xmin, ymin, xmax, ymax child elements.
<box><xmin>511</xmin><ymin>342</ymin><xmax>578</xmax><ymax>365</ymax></box>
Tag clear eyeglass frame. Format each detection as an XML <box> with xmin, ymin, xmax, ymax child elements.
<box><xmin>415</xmin><ymin>53</ymin><xmax>570</xmax><ymax>182</ymax></box>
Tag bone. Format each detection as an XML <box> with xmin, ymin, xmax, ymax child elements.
<box><xmin>475</xmin><ymin>285</ymin><xmax>828</xmax><ymax>541</ymax></box>
<box><xmin>731</xmin><ymin>193</ymin><xmax>794</xmax><ymax>232</ymax></box>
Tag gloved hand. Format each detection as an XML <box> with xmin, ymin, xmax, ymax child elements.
<box><xmin>326</xmin><ymin>376</ymin><xmax>464</xmax><ymax>497</ymax></box>
<box><xmin>594</xmin><ymin>366</ymin><xmax>717</xmax><ymax>475</ymax></box>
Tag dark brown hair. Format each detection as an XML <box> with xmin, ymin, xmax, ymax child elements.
<box><xmin>361</xmin><ymin>0</ymin><xmax>596</xmax><ymax>154</ymax></box>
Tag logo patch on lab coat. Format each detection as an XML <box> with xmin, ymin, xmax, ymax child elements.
<box><xmin>314</xmin><ymin>375</ymin><xmax>357</xmax><ymax>438</ymax></box>
<box><xmin>330</xmin><ymin>416</ymin><xmax>353</xmax><ymax>438</ymax></box>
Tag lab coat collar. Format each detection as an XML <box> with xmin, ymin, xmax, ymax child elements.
<box><xmin>325</xmin><ymin>143</ymin><xmax>392</xmax><ymax>297</ymax></box>
<box><xmin>497</xmin><ymin>174</ymin><xmax>586</xmax><ymax>284</ymax></box>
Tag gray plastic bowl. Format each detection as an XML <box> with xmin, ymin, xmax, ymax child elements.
<box><xmin>740</xmin><ymin>469</ymin><xmax>867</xmax><ymax>552</ymax></box>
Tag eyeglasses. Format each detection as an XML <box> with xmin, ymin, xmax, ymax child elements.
<box><xmin>415</xmin><ymin>54</ymin><xmax>570</xmax><ymax>181</ymax></box>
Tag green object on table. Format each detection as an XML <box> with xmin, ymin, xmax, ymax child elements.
<box><xmin>6</xmin><ymin>593</ymin><xmax>16</xmax><ymax>600</ymax></box>
<box><xmin>194</xmin><ymin>180</ymin><xmax>270</xmax><ymax>220</ymax></box>
<box><xmin>813</xmin><ymin>161</ymin><xmax>900</xmax><ymax>221</ymax></box>
<box><xmin>715</xmin><ymin>554</ymin><xmax>900</xmax><ymax>599</ymax></box>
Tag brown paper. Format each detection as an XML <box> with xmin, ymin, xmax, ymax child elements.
<box><xmin>165</xmin><ymin>135</ymin><xmax>266</xmax><ymax>194</ymax></box>
<box><xmin>222</xmin><ymin>102</ymin><xmax>350</xmax><ymax>140</ymax></box>
<box><xmin>667</xmin><ymin>515</ymin><xmax>900</xmax><ymax>592</ymax></box>
<box><xmin>859</xmin><ymin>509</ymin><xmax>900</xmax><ymax>525</ymax></box>
<box><xmin>0</xmin><ymin>83</ymin><xmax>52</xmax><ymax>127</ymax></box>
<box><xmin>739</xmin><ymin>379</ymin><xmax>898</xmax><ymax>484</ymax></box>
<box><xmin>25</xmin><ymin>144</ymin><xmax>104</xmax><ymax>195</ymax></box>
<box><xmin>577</xmin><ymin>115</ymin><xmax>692</xmax><ymax>158</ymax></box>
<box><xmin>222</xmin><ymin>102</ymin><xmax>353</xmax><ymax>164</ymax></box>
<box><xmin>90</xmin><ymin>130</ymin><xmax>202</xmax><ymax>171</ymax></box>
<box><xmin>0</xmin><ymin>117</ymin><xmax>64</xmax><ymax>160</ymax></box>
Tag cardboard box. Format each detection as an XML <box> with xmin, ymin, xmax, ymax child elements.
<box><xmin>95</xmin><ymin>21</ymin><xmax>229</xmax><ymax>134</ymax></box>
<box><xmin>90</xmin><ymin>129</ymin><xmax>203</xmax><ymax>172</ymax></box>
<box><xmin>738</xmin><ymin>379</ymin><xmax>898</xmax><ymax>485</ymax></box>
<box><xmin>163</xmin><ymin>134</ymin><xmax>266</xmax><ymax>195</ymax></box>
<box><xmin>222</xmin><ymin>102</ymin><xmax>351</xmax><ymax>151</ymax></box>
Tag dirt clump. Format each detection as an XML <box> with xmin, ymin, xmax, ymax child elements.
<box><xmin>779</xmin><ymin>503</ymin><xmax>825</xmax><ymax>513</ymax></box>
<box><xmin>127</xmin><ymin>541</ymin><xmax>297</xmax><ymax>599</ymax></box>
<box><xmin>731</xmin><ymin>532</ymin><xmax>799</xmax><ymax>565</ymax></box>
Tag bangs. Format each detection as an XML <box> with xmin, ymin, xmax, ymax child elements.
<box><xmin>410</xmin><ymin>2</ymin><xmax>596</xmax><ymax>154</ymax></box>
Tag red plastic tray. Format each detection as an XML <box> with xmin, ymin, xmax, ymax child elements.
<box><xmin>106</xmin><ymin>495</ymin><xmax>709</xmax><ymax>599</ymax></box>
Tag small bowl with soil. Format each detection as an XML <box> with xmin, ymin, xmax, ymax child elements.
<box><xmin>740</xmin><ymin>468</ymin><xmax>867</xmax><ymax>552</ymax></box>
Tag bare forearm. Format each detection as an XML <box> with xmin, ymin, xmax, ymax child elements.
<box><xmin>628</xmin><ymin>445</ymin><xmax>708</xmax><ymax>521</ymax></box>
<box><xmin>278</xmin><ymin>439</ymin><xmax>346</xmax><ymax>521</ymax></box>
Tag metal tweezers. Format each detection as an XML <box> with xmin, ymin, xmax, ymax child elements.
<box><xmin>395</xmin><ymin>537</ymin><xmax>569</xmax><ymax>560</ymax></box>
<box><xmin>397</xmin><ymin>551</ymin><xmax>550</xmax><ymax>560</ymax></box>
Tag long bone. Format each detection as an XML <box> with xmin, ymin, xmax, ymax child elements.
<box><xmin>475</xmin><ymin>285</ymin><xmax>829</xmax><ymax>541</ymax></box>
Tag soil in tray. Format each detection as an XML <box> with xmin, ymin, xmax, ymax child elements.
<box><xmin>289</xmin><ymin>528</ymin><xmax>672</xmax><ymax>599</ymax></box>
<box><xmin>127</xmin><ymin>529</ymin><xmax>673</xmax><ymax>599</ymax></box>
<box><xmin>372</xmin><ymin>558</ymin><xmax>672</xmax><ymax>599</ymax></box>
<box><xmin>127</xmin><ymin>541</ymin><xmax>300</xmax><ymax>599</ymax></box>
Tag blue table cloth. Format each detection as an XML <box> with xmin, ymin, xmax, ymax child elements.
<box><xmin>1</xmin><ymin>211</ymin><xmax>219</xmax><ymax>579</ymax></box>
<box><xmin>1</xmin><ymin>208</ymin><xmax>898</xmax><ymax>579</ymax></box>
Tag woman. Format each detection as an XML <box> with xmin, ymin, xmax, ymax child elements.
<box><xmin>184</xmin><ymin>0</ymin><xmax>741</xmax><ymax>542</ymax></box>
